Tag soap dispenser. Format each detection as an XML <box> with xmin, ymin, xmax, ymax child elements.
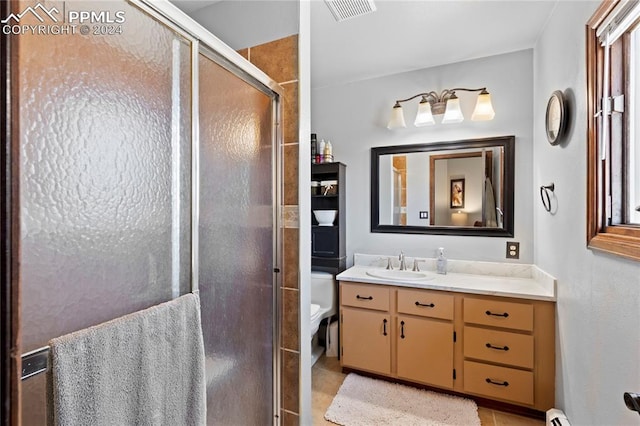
<box><xmin>436</xmin><ymin>247</ymin><xmax>447</xmax><ymax>275</ymax></box>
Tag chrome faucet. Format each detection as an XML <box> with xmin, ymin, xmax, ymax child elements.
<box><xmin>386</xmin><ymin>257</ymin><xmax>394</xmax><ymax>270</ymax></box>
<box><xmin>412</xmin><ymin>258</ymin><xmax>426</xmax><ymax>272</ymax></box>
<box><xmin>398</xmin><ymin>251</ymin><xmax>407</xmax><ymax>271</ymax></box>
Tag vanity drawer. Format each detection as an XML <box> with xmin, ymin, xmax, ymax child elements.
<box><xmin>341</xmin><ymin>283</ymin><xmax>390</xmax><ymax>311</ymax></box>
<box><xmin>463</xmin><ymin>326</ymin><xmax>534</xmax><ymax>369</ymax></box>
<box><xmin>397</xmin><ymin>289</ymin><xmax>453</xmax><ymax>320</ymax></box>
<box><xmin>463</xmin><ymin>361</ymin><xmax>534</xmax><ymax>405</ymax></box>
<box><xmin>464</xmin><ymin>297</ymin><xmax>533</xmax><ymax>331</ymax></box>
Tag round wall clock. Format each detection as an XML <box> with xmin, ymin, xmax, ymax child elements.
<box><xmin>545</xmin><ymin>90</ymin><xmax>567</xmax><ymax>145</ymax></box>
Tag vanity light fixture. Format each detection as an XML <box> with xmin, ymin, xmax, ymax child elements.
<box><xmin>387</xmin><ymin>87</ymin><xmax>495</xmax><ymax>129</ymax></box>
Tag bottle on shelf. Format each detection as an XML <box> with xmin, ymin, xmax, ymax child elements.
<box><xmin>325</xmin><ymin>140</ymin><xmax>333</xmax><ymax>163</ymax></box>
<box><xmin>311</xmin><ymin>133</ymin><xmax>317</xmax><ymax>164</ymax></box>
<box><xmin>318</xmin><ymin>139</ymin><xmax>326</xmax><ymax>164</ymax></box>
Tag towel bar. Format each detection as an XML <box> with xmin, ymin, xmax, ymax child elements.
<box><xmin>624</xmin><ymin>392</ymin><xmax>640</xmax><ymax>415</ymax></box>
<box><xmin>540</xmin><ymin>183</ymin><xmax>555</xmax><ymax>212</ymax></box>
<box><xmin>21</xmin><ymin>346</ymin><xmax>49</xmax><ymax>381</ymax></box>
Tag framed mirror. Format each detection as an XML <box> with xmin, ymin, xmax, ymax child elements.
<box><xmin>371</xmin><ymin>136</ymin><xmax>514</xmax><ymax>236</ymax></box>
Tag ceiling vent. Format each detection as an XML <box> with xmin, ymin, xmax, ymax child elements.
<box><xmin>324</xmin><ymin>0</ymin><xmax>377</xmax><ymax>22</ymax></box>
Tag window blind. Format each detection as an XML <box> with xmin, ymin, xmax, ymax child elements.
<box><xmin>594</xmin><ymin>1</ymin><xmax>640</xmax><ymax>161</ymax></box>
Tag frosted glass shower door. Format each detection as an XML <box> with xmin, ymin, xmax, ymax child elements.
<box><xmin>17</xmin><ymin>1</ymin><xmax>192</xmax><ymax>423</ymax></box>
<box><xmin>198</xmin><ymin>51</ymin><xmax>277</xmax><ymax>425</ymax></box>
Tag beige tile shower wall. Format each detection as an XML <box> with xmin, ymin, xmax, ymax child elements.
<box><xmin>243</xmin><ymin>34</ymin><xmax>300</xmax><ymax>424</ymax></box>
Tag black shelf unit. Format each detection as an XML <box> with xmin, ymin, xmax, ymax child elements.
<box><xmin>311</xmin><ymin>162</ymin><xmax>346</xmax><ymax>273</ymax></box>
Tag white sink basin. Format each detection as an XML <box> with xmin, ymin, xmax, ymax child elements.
<box><xmin>366</xmin><ymin>269</ymin><xmax>434</xmax><ymax>281</ymax></box>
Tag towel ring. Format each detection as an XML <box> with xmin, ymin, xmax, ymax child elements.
<box><xmin>540</xmin><ymin>183</ymin><xmax>555</xmax><ymax>212</ymax></box>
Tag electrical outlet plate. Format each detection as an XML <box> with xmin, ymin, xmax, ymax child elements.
<box><xmin>506</xmin><ymin>241</ymin><xmax>520</xmax><ymax>259</ymax></box>
<box><xmin>419</xmin><ymin>211</ymin><xmax>428</xmax><ymax>219</ymax></box>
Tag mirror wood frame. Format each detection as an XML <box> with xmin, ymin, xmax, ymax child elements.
<box><xmin>370</xmin><ymin>135</ymin><xmax>515</xmax><ymax>237</ymax></box>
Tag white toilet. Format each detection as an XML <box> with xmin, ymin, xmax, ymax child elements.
<box><xmin>310</xmin><ymin>270</ymin><xmax>337</xmax><ymax>365</ymax></box>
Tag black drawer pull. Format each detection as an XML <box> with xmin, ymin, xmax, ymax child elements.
<box><xmin>486</xmin><ymin>378</ymin><xmax>509</xmax><ymax>387</ymax></box>
<box><xmin>356</xmin><ymin>295</ymin><xmax>373</xmax><ymax>300</ymax></box>
<box><xmin>383</xmin><ymin>319</ymin><xmax>388</xmax><ymax>336</ymax></box>
<box><xmin>400</xmin><ymin>321</ymin><xmax>405</xmax><ymax>339</ymax></box>
<box><xmin>486</xmin><ymin>343</ymin><xmax>510</xmax><ymax>351</ymax></box>
<box><xmin>415</xmin><ymin>301</ymin><xmax>435</xmax><ymax>308</ymax></box>
<box><xmin>485</xmin><ymin>310</ymin><xmax>509</xmax><ymax>318</ymax></box>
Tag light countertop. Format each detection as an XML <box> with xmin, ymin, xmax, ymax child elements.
<box><xmin>336</xmin><ymin>262</ymin><xmax>556</xmax><ymax>302</ymax></box>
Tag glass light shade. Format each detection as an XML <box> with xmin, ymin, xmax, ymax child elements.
<box><xmin>441</xmin><ymin>96</ymin><xmax>464</xmax><ymax>124</ymax></box>
<box><xmin>414</xmin><ymin>100</ymin><xmax>435</xmax><ymax>126</ymax></box>
<box><xmin>387</xmin><ymin>104</ymin><xmax>406</xmax><ymax>129</ymax></box>
<box><xmin>471</xmin><ymin>92</ymin><xmax>496</xmax><ymax>121</ymax></box>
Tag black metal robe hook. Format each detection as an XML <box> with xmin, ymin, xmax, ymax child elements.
<box><xmin>540</xmin><ymin>183</ymin><xmax>555</xmax><ymax>212</ymax></box>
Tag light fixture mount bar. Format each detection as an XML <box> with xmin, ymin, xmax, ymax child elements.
<box><xmin>393</xmin><ymin>91</ymin><xmax>439</xmax><ymax>105</ymax></box>
<box><xmin>448</xmin><ymin>87</ymin><xmax>488</xmax><ymax>93</ymax></box>
<box><xmin>394</xmin><ymin>87</ymin><xmax>488</xmax><ymax>106</ymax></box>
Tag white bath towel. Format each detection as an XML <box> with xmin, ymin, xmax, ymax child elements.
<box><xmin>46</xmin><ymin>293</ymin><xmax>206</xmax><ymax>426</ymax></box>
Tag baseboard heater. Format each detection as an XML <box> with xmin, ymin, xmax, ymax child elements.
<box><xmin>546</xmin><ymin>408</ymin><xmax>571</xmax><ymax>426</ymax></box>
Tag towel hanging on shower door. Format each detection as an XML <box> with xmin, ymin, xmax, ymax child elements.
<box><xmin>46</xmin><ymin>293</ymin><xmax>206</xmax><ymax>426</ymax></box>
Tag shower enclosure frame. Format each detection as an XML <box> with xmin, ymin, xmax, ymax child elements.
<box><xmin>1</xmin><ymin>0</ymin><xmax>20</xmax><ymax>423</ymax></box>
<box><xmin>1</xmin><ymin>0</ymin><xmax>284</xmax><ymax>423</ymax></box>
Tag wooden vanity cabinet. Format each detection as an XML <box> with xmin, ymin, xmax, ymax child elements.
<box><xmin>396</xmin><ymin>316</ymin><xmax>454</xmax><ymax>389</ymax></box>
<box><xmin>340</xmin><ymin>283</ymin><xmax>392</xmax><ymax>375</ymax></box>
<box><xmin>341</xmin><ymin>308</ymin><xmax>391</xmax><ymax>375</ymax></box>
<box><xmin>396</xmin><ymin>289</ymin><xmax>455</xmax><ymax>389</ymax></box>
<box><xmin>462</xmin><ymin>295</ymin><xmax>555</xmax><ymax>411</ymax></box>
<box><xmin>339</xmin><ymin>281</ymin><xmax>556</xmax><ymax>413</ymax></box>
<box><xmin>340</xmin><ymin>283</ymin><xmax>456</xmax><ymax>388</ymax></box>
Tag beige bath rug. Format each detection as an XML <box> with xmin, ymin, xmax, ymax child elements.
<box><xmin>324</xmin><ymin>373</ymin><xmax>481</xmax><ymax>426</ymax></box>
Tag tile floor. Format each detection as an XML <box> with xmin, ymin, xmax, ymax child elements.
<box><xmin>311</xmin><ymin>355</ymin><xmax>544</xmax><ymax>426</ymax></box>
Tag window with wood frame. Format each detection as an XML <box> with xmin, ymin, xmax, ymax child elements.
<box><xmin>587</xmin><ymin>0</ymin><xmax>640</xmax><ymax>261</ymax></box>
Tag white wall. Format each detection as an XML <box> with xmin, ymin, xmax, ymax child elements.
<box><xmin>405</xmin><ymin>153</ymin><xmax>430</xmax><ymax>227</ymax></box>
<box><xmin>186</xmin><ymin>1</ymin><xmax>298</xmax><ymax>50</ymax></box>
<box><xmin>312</xmin><ymin>49</ymin><xmax>534</xmax><ymax>263</ymax></box>
<box><xmin>533</xmin><ymin>2</ymin><xmax>640</xmax><ymax>424</ymax></box>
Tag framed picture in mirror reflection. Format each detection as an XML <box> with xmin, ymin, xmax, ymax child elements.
<box><xmin>450</xmin><ymin>178</ymin><xmax>465</xmax><ymax>208</ymax></box>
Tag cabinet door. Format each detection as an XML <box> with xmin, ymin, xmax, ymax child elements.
<box><xmin>397</xmin><ymin>316</ymin><xmax>454</xmax><ymax>389</ymax></box>
<box><xmin>341</xmin><ymin>308</ymin><xmax>391</xmax><ymax>375</ymax></box>
<box><xmin>311</xmin><ymin>226</ymin><xmax>339</xmax><ymax>257</ymax></box>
